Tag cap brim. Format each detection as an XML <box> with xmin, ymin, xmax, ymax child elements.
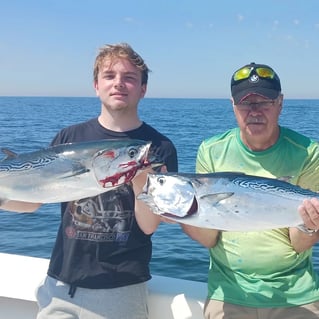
<box><xmin>233</xmin><ymin>88</ymin><xmax>280</xmax><ymax>104</ymax></box>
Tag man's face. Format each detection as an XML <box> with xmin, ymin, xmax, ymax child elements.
<box><xmin>232</xmin><ymin>94</ymin><xmax>283</xmax><ymax>150</ymax></box>
<box><xmin>94</xmin><ymin>58</ymin><xmax>146</xmax><ymax>111</ymax></box>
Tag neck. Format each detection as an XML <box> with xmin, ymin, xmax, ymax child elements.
<box><xmin>98</xmin><ymin>102</ymin><xmax>143</xmax><ymax>132</ymax></box>
<box><xmin>98</xmin><ymin>113</ymin><xmax>142</xmax><ymax>132</ymax></box>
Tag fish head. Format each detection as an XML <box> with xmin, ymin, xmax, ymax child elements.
<box><xmin>92</xmin><ymin>140</ymin><xmax>151</xmax><ymax>188</ymax></box>
<box><xmin>137</xmin><ymin>173</ymin><xmax>197</xmax><ymax>218</ymax></box>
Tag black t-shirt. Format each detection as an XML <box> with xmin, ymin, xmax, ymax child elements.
<box><xmin>47</xmin><ymin>118</ymin><xmax>178</xmax><ymax>288</ymax></box>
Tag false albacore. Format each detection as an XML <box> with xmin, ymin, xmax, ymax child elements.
<box><xmin>137</xmin><ymin>172</ymin><xmax>319</xmax><ymax>231</ymax></box>
<box><xmin>0</xmin><ymin>139</ymin><xmax>151</xmax><ymax>203</ymax></box>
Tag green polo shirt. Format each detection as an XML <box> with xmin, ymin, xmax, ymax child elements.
<box><xmin>196</xmin><ymin>126</ymin><xmax>319</xmax><ymax>307</ymax></box>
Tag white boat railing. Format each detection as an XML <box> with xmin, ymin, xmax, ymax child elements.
<box><xmin>0</xmin><ymin>253</ymin><xmax>206</xmax><ymax>319</ymax></box>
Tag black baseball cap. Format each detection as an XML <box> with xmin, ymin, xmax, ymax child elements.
<box><xmin>231</xmin><ymin>62</ymin><xmax>281</xmax><ymax>104</ymax></box>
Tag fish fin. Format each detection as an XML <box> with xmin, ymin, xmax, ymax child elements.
<box><xmin>1</xmin><ymin>148</ymin><xmax>18</xmax><ymax>159</ymax></box>
<box><xmin>200</xmin><ymin>192</ymin><xmax>234</xmax><ymax>203</ymax></box>
<box><xmin>192</xmin><ymin>178</ymin><xmax>206</xmax><ymax>187</ymax></box>
<box><xmin>61</xmin><ymin>167</ymin><xmax>90</xmax><ymax>179</ymax></box>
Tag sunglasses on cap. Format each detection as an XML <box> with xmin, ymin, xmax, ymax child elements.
<box><xmin>233</xmin><ymin>66</ymin><xmax>275</xmax><ymax>82</ymax></box>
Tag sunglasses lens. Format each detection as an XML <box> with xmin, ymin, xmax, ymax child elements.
<box><xmin>233</xmin><ymin>67</ymin><xmax>252</xmax><ymax>81</ymax></box>
<box><xmin>255</xmin><ymin>68</ymin><xmax>274</xmax><ymax>79</ymax></box>
<box><xmin>233</xmin><ymin>66</ymin><xmax>275</xmax><ymax>82</ymax></box>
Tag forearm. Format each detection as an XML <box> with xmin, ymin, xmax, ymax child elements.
<box><xmin>134</xmin><ymin>199</ymin><xmax>161</xmax><ymax>235</ymax></box>
<box><xmin>182</xmin><ymin>223</ymin><xmax>220</xmax><ymax>248</ymax></box>
<box><xmin>0</xmin><ymin>200</ymin><xmax>41</xmax><ymax>213</ymax></box>
<box><xmin>132</xmin><ymin>168</ymin><xmax>161</xmax><ymax>235</ymax></box>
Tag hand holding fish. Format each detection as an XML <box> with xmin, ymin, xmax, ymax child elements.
<box><xmin>298</xmin><ymin>197</ymin><xmax>319</xmax><ymax>231</ymax></box>
<box><xmin>287</xmin><ymin>198</ymin><xmax>319</xmax><ymax>253</ymax></box>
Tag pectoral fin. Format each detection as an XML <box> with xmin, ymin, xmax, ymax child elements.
<box><xmin>200</xmin><ymin>192</ymin><xmax>234</xmax><ymax>204</ymax></box>
<box><xmin>60</xmin><ymin>166</ymin><xmax>90</xmax><ymax>179</ymax></box>
<box><xmin>1</xmin><ymin>148</ymin><xmax>18</xmax><ymax>160</ymax></box>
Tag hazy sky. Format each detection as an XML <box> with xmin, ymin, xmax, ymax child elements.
<box><xmin>1</xmin><ymin>0</ymin><xmax>319</xmax><ymax>98</ymax></box>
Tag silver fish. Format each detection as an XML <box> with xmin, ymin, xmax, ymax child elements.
<box><xmin>0</xmin><ymin>139</ymin><xmax>151</xmax><ymax>203</ymax></box>
<box><xmin>137</xmin><ymin>172</ymin><xmax>319</xmax><ymax>231</ymax></box>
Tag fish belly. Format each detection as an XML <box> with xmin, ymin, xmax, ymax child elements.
<box><xmin>170</xmin><ymin>192</ymin><xmax>304</xmax><ymax>231</ymax></box>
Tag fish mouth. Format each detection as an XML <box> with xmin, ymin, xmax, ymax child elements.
<box><xmin>146</xmin><ymin>149</ymin><xmax>166</xmax><ymax>172</ymax></box>
<box><xmin>162</xmin><ymin>196</ymin><xmax>198</xmax><ymax>219</ymax></box>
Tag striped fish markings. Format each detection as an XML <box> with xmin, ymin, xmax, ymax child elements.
<box><xmin>0</xmin><ymin>139</ymin><xmax>151</xmax><ymax>203</ymax></box>
<box><xmin>137</xmin><ymin>172</ymin><xmax>319</xmax><ymax>231</ymax></box>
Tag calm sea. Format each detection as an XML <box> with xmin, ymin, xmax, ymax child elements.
<box><xmin>0</xmin><ymin>96</ymin><xmax>319</xmax><ymax>283</ymax></box>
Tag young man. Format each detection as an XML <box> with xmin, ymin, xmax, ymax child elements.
<box><xmin>1</xmin><ymin>43</ymin><xmax>178</xmax><ymax>319</ymax></box>
<box><xmin>183</xmin><ymin>63</ymin><xmax>319</xmax><ymax>319</ymax></box>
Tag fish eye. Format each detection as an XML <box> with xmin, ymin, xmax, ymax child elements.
<box><xmin>128</xmin><ymin>147</ymin><xmax>138</xmax><ymax>158</ymax></box>
<box><xmin>157</xmin><ymin>177</ymin><xmax>166</xmax><ymax>186</ymax></box>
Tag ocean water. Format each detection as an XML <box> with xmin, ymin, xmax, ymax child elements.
<box><xmin>0</xmin><ymin>96</ymin><xmax>319</xmax><ymax>283</ymax></box>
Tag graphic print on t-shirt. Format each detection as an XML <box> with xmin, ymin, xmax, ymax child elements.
<box><xmin>65</xmin><ymin>185</ymin><xmax>134</xmax><ymax>243</ymax></box>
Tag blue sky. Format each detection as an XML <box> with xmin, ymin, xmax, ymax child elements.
<box><xmin>1</xmin><ymin>0</ymin><xmax>319</xmax><ymax>99</ymax></box>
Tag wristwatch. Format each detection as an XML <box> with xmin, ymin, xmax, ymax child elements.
<box><xmin>297</xmin><ymin>224</ymin><xmax>318</xmax><ymax>236</ymax></box>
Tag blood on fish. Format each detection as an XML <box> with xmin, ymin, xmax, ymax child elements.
<box><xmin>103</xmin><ymin>150</ymin><xmax>115</xmax><ymax>158</ymax></box>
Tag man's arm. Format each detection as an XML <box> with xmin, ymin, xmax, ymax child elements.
<box><xmin>181</xmin><ymin>223</ymin><xmax>220</xmax><ymax>248</ymax></box>
<box><xmin>0</xmin><ymin>200</ymin><xmax>41</xmax><ymax>213</ymax></box>
<box><xmin>131</xmin><ymin>167</ymin><xmax>161</xmax><ymax>235</ymax></box>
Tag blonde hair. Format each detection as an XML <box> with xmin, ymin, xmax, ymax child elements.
<box><xmin>93</xmin><ymin>43</ymin><xmax>150</xmax><ymax>85</ymax></box>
